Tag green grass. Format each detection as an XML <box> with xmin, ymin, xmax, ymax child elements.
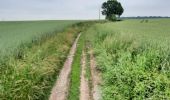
<box><xmin>0</xmin><ymin>20</ymin><xmax>79</xmax><ymax>56</ymax></box>
<box><xmin>85</xmin><ymin>19</ymin><xmax>170</xmax><ymax>99</ymax></box>
<box><xmin>84</xmin><ymin>42</ymin><xmax>92</xmax><ymax>92</ymax></box>
<box><xmin>0</xmin><ymin>21</ymin><xmax>83</xmax><ymax>100</ymax></box>
<box><xmin>84</xmin><ymin>43</ymin><xmax>91</xmax><ymax>82</ymax></box>
<box><xmin>68</xmin><ymin>34</ymin><xmax>84</xmax><ymax>100</ymax></box>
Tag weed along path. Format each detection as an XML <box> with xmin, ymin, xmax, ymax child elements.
<box><xmin>49</xmin><ymin>33</ymin><xmax>81</xmax><ymax>100</ymax></box>
<box><xmin>80</xmin><ymin>50</ymin><xmax>90</xmax><ymax>100</ymax></box>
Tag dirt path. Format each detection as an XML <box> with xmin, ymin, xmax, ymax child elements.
<box><xmin>90</xmin><ymin>50</ymin><xmax>102</xmax><ymax>100</ymax></box>
<box><xmin>49</xmin><ymin>33</ymin><xmax>81</xmax><ymax>100</ymax></box>
<box><xmin>80</xmin><ymin>50</ymin><xmax>90</xmax><ymax>100</ymax></box>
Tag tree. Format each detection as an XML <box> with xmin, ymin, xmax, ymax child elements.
<box><xmin>102</xmin><ymin>0</ymin><xmax>124</xmax><ymax>21</ymax></box>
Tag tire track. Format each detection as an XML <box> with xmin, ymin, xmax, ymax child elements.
<box><xmin>49</xmin><ymin>33</ymin><xmax>81</xmax><ymax>100</ymax></box>
<box><xmin>80</xmin><ymin>50</ymin><xmax>90</xmax><ymax>100</ymax></box>
<box><xmin>90</xmin><ymin>50</ymin><xmax>102</xmax><ymax>100</ymax></box>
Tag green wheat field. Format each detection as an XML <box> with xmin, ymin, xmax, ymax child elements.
<box><xmin>1</xmin><ymin>19</ymin><xmax>170</xmax><ymax>99</ymax></box>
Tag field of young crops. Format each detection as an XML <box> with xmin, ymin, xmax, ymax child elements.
<box><xmin>0</xmin><ymin>20</ymin><xmax>82</xmax><ymax>99</ymax></box>
<box><xmin>0</xmin><ymin>20</ymin><xmax>79</xmax><ymax>56</ymax></box>
<box><xmin>1</xmin><ymin>19</ymin><xmax>170</xmax><ymax>100</ymax></box>
<box><xmin>85</xmin><ymin>19</ymin><xmax>170</xmax><ymax>99</ymax></box>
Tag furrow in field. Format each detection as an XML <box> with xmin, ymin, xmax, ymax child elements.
<box><xmin>80</xmin><ymin>50</ymin><xmax>90</xmax><ymax>100</ymax></box>
<box><xmin>90</xmin><ymin>49</ymin><xmax>102</xmax><ymax>100</ymax></box>
<box><xmin>49</xmin><ymin>33</ymin><xmax>81</xmax><ymax>100</ymax></box>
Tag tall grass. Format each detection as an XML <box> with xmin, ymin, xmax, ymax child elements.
<box><xmin>0</xmin><ymin>21</ymin><xmax>83</xmax><ymax>99</ymax></box>
<box><xmin>85</xmin><ymin>19</ymin><xmax>170</xmax><ymax>99</ymax></box>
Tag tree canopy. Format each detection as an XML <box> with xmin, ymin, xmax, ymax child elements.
<box><xmin>102</xmin><ymin>0</ymin><xmax>124</xmax><ymax>21</ymax></box>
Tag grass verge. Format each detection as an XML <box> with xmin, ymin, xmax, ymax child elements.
<box><xmin>85</xmin><ymin>20</ymin><xmax>170</xmax><ymax>99</ymax></box>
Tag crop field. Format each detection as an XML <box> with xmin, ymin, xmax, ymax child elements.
<box><xmin>85</xmin><ymin>19</ymin><xmax>170</xmax><ymax>99</ymax></box>
<box><xmin>0</xmin><ymin>20</ymin><xmax>79</xmax><ymax>56</ymax></box>
<box><xmin>1</xmin><ymin>0</ymin><xmax>170</xmax><ymax>99</ymax></box>
<box><xmin>1</xmin><ymin>19</ymin><xmax>170</xmax><ymax>100</ymax></box>
<box><xmin>0</xmin><ymin>20</ymin><xmax>82</xmax><ymax>99</ymax></box>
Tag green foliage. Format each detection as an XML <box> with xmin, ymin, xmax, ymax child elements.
<box><xmin>0</xmin><ymin>21</ymin><xmax>82</xmax><ymax>100</ymax></box>
<box><xmin>106</xmin><ymin>14</ymin><xmax>117</xmax><ymax>22</ymax></box>
<box><xmin>140</xmin><ymin>19</ymin><xmax>149</xmax><ymax>23</ymax></box>
<box><xmin>102</xmin><ymin>0</ymin><xmax>124</xmax><ymax>21</ymax></box>
<box><xmin>85</xmin><ymin>19</ymin><xmax>170</xmax><ymax>99</ymax></box>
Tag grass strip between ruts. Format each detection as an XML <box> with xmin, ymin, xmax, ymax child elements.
<box><xmin>68</xmin><ymin>33</ymin><xmax>85</xmax><ymax>100</ymax></box>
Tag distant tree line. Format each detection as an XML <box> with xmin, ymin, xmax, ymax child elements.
<box><xmin>121</xmin><ymin>16</ymin><xmax>170</xmax><ymax>19</ymax></box>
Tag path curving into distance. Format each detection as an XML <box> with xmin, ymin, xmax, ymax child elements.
<box><xmin>49</xmin><ymin>33</ymin><xmax>81</xmax><ymax>100</ymax></box>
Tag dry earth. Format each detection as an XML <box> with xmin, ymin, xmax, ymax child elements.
<box><xmin>80</xmin><ymin>50</ymin><xmax>90</xmax><ymax>100</ymax></box>
<box><xmin>90</xmin><ymin>50</ymin><xmax>102</xmax><ymax>100</ymax></box>
<box><xmin>49</xmin><ymin>33</ymin><xmax>81</xmax><ymax>100</ymax></box>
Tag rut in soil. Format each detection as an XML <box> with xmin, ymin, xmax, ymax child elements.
<box><xmin>49</xmin><ymin>33</ymin><xmax>81</xmax><ymax>100</ymax></box>
<box><xmin>80</xmin><ymin>50</ymin><xmax>90</xmax><ymax>100</ymax></box>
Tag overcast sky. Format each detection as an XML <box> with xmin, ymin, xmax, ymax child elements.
<box><xmin>0</xmin><ymin>0</ymin><xmax>170</xmax><ymax>20</ymax></box>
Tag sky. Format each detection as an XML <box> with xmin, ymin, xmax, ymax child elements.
<box><xmin>0</xmin><ymin>0</ymin><xmax>170</xmax><ymax>20</ymax></box>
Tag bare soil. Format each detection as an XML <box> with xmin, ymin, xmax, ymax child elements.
<box><xmin>90</xmin><ymin>50</ymin><xmax>102</xmax><ymax>100</ymax></box>
<box><xmin>80</xmin><ymin>50</ymin><xmax>90</xmax><ymax>100</ymax></box>
<box><xmin>49</xmin><ymin>33</ymin><xmax>81</xmax><ymax>100</ymax></box>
